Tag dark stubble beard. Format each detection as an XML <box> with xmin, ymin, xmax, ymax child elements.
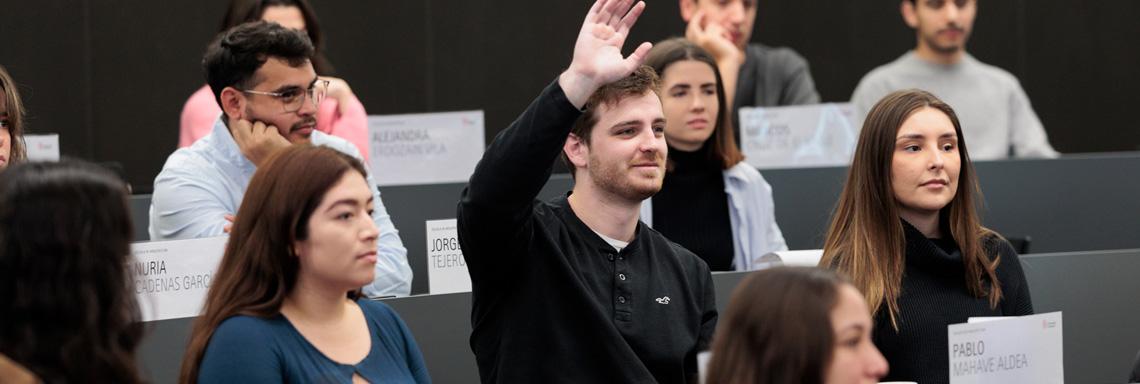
<box><xmin>587</xmin><ymin>154</ymin><xmax>662</xmax><ymax>202</ymax></box>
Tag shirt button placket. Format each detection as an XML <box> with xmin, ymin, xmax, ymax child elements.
<box><xmin>614</xmin><ymin>251</ymin><xmax>631</xmax><ymax>321</ymax></box>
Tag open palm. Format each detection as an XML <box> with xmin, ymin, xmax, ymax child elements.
<box><xmin>562</xmin><ymin>0</ymin><xmax>652</xmax><ymax>107</ymax></box>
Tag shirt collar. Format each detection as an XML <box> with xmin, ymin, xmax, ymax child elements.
<box><xmin>209</xmin><ymin>116</ymin><xmax>256</xmax><ymax>176</ymax></box>
<box><xmin>554</xmin><ymin>194</ymin><xmax>645</xmax><ymax>256</ymax></box>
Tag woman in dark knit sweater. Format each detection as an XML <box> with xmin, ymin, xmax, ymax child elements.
<box><xmin>819</xmin><ymin>89</ymin><xmax>1033</xmax><ymax>384</ymax></box>
<box><xmin>640</xmin><ymin>38</ymin><xmax>787</xmax><ymax>271</ymax></box>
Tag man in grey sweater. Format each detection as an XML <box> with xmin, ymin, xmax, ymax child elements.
<box><xmin>851</xmin><ymin>0</ymin><xmax>1058</xmax><ymax>159</ymax></box>
<box><xmin>679</xmin><ymin>0</ymin><xmax>819</xmax><ymax>135</ymax></box>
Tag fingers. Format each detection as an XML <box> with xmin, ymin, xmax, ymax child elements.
<box><xmin>607</xmin><ymin>0</ymin><xmax>631</xmax><ymax>27</ymax></box>
<box><xmin>230</xmin><ymin>119</ymin><xmax>252</xmax><ymax>142</ymax></box>
<box><xmin>624</xmin><ymin>41</ymin><xmax>653</xmax><ymax>70</ymax></box>
<box><xmin>616</xmin><ymin>1</ymin><xmax>646</xmax><ymax>37</ymax></box>
<box><xmin>705</xmin><ymin>22</ymin><xmax>725</xmax><ymax>38</ymax></box>
<box><xmin>587</xmin><ymin>0</ymin><xmax>603</xmax><ymax>18</ymax></box>
<box><xmin>591</xmin><ymin>0</ymin><xmax>612</xmax><ymax>25</ymax></box>
<box><xmin>251</xmin><ymin>121</ymin><xmax>283</xmax><ymax>140</ymax></box>
<box><xmin>685</xmin><ymin>11</ymin><xmax>709</xmax><ymax>41</ymax></box>
<box><xmin>595</xmin><ymin>0</ymin><xmax>636</xmax><ymax>29</ymax></box>
<box><xmin>223</xmin><ymin>214</ymin><xmax>235</xmax><ymax>234</ymax></box>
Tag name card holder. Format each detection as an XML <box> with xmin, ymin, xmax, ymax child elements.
<box><xmin>426</xmin><ymin>219</ymin><xmax>471</xmax><ymax>294</ymax></box>
<box><xmin>739</xmin><ymin>103</ymin><xmax>858</xmax><ymax>169</ymax></box>
<box><xmin>131</xmin><ymin>237</ymin><xmax>227</xmax><ymax>322</ymax></box>
<box><xmin>368</xmin><ymin>110</ymin><xmax>485</xmax><ymax>186</ymax></box>
<box><xmin>948</xmin><ymin>311</ymin><xmax>1063</xmax><ymax>384</ymax></box>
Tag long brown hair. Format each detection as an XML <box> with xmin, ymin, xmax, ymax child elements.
<box><xmin>819</xmin><ymin>89</ymin><xmax>1001</xmax><ymax>329</ymax></box>
<box><xmin>706</xmin><ymin>267</ymin><xmax>850</xmax><ymax>384</ymax></box>
<box><xmin>179</xmin><ymin>145</ymin><xmax>367</xmax><ymax>383</ymax></box>
<box><xmin>644</xmin><ymin>37</ymin><xmax>744</xmax><ymax>170</ymax></box>
<box><xmin>0</xmin><ymin>65</ymin><xmax>27</xmax><ymax>164</ymax></box>
<box><xmin>0</xmin><ymin>161</ymin><xmax>143</xmax><ymax>383</ymax></box>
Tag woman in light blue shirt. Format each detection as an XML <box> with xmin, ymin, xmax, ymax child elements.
<box><xmin>179</xmin><ymin>146</ymin><xmax>429</xmax><ymax>383</ymax></box>
<box><xmin>641</xmin><ymin>38</ymin><xmax>787</xmax><ymax>271</ymax></box>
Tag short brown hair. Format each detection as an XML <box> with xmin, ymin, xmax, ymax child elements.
<box><xmin>562</xmin><ymin>65</ymin><xmax>661</xmax><ymax>174</ymax></box>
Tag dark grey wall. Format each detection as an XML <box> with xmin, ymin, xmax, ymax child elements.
<box><xmin>137</xmin><ymin>249</ymin><xmax>1140</xmax><ymax>384</ymax></box>
<box><xmin>2</xmin><ymin>0</ymin><xmax>1139</xmax><ymax>193</ymax></box>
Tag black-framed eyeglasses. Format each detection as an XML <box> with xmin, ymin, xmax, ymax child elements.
<box><xmin>241</xmin><ymin>79</ymin><xmax>330</xmax><ymax>113</ymax></box>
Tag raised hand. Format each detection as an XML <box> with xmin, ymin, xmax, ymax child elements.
<box><xmin>559</xmin><ymin>0</ymin><xmax>652</xmax><ymax>109</ymax></box>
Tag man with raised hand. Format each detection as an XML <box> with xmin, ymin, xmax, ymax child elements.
<box><xmin>457</xmin><ymin>1</ymin><xmax>717</xmax><ymax>382</ymax></box>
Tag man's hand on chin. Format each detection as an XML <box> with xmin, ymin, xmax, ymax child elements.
<box><xmin>231</xmin><ymin>118</ymin><xmax>292</xmax><ymax>167</ymax></box>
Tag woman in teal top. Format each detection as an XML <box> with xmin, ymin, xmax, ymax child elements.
<box><xmin>197</xmin><ymin>299</ymin><xmax>425</xmax><ymax>382</ymax></box>
<box><xmin>180</xmin><ymin>146</ymin><xmax>429</xmax><ymax>383</ymax></box>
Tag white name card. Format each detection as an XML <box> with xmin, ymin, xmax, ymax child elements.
<box><xmin>368</xmin><ymin>110</ymin><xmax>485</xmax><ymax>186</ymax></box>
<box><xmin>425</xmin><ymin>219</ymin><xmax>471</xmax><ymax>294</ymax></box>
<box><xmin>739</xmin><ymin>103</ymin><xmax>858</xmax><ymax>169</ymax></box>
<box><xmin>947</xmin><ymin>311</ymin><xmax>1063</xmax><ymax>384</ymax></box>
<box><xmin>131</xmin><ymin>236</ymin><xmax>227</xmax><ymax>322</ymax></box>
<box><xmin>24</xmin><ymin>134</ymin><xmax>60</xmax><ymax>161</ymax></box>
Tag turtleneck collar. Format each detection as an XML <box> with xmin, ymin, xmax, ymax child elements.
<box><xmin>667</xmin><ymin>142</ymin><xmax>719</xmax><ymax>174</ymax></box>
<box><xmin>902</xmin><ymin>219</ymin><xmax>963</xmax><ymax>272</ymax></box>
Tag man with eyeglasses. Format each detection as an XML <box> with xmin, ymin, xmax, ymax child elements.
<box><xmin>850</xmin><ymin>0</ymin><xmax>1058</xmax><ymax>159</ymax></box>
<box><xmin>150</xmin><ymin>21</ymin><xmax>412</xmax><ymax>297</ymax></box>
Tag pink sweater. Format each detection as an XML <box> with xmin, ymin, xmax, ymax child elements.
<box><xmin>179</xmin><ymin>85</ymin><xmax>371</xmax><ymax>161</ymax></box>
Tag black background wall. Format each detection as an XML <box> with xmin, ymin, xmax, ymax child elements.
<box><xmin>2</xmin><ymin>0</ymin><xmax>1139</xmax><ymax>192</ymax></box>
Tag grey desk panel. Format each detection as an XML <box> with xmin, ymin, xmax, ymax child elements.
<box><xmin>379</xmin><ymin>174</ymin><xmax>574</xmax><ymax>295</ymax></box>
<box><xmin>129</xmin><ymin>194</ymin><xmax>151</xmax><ymax>242</ymax></box>
<box><xmin>971</xmin><ymin>154</ymin><xmax>1140</xmax><ymax>253</ymax></box>
<box><xmin>136</xmin><ymin>248</ymin><xmax>1140</xmax><ymax>383</ymax></box>
<box><xmin>1021</xmin><ymin>249</ymin><xmax>1140</xmax><ymax>384</ymax></box>
<box><xmin>137</xmin><ymin>317</ymin><xmax>194</xmax><ymax>383</ymax></box>
<box><xmin>760</xmin><ymin>152</ymin><xmax>1140</xmax><ymax>251</ymax></box>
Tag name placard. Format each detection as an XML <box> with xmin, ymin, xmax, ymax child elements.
<box><xmin>739</xmin><ymin>103</ymin><xmax>858</xmax><ymax>169</ymax></box>
<box><xmin>24</xmin><ymin>134</ymin><xmax>60</xmax><ymax>161</ymax></box>
<box><xmin>131</xmin><ymin>237</ymin><xmax>227</xmax><ymax>322</ymax></box>
<box><xmin>368</xmin><ymin>110</ymin><xmax>485</xmax><ymax>186</ymax></box>
<box><xmin>425</xmin><ymin>219</ymin><xmax>471</xmax><ymax>294</ymax></box>
<box><xmin>947</xmin><ymin>311</ymin><xmax>1063</xmax><ymax>384</ymax></box>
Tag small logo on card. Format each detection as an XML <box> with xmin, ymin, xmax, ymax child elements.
<box><xmin>655</xmin><ymin>296</ymin><xmax>670</xmax><ymax>304</ymax></box>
